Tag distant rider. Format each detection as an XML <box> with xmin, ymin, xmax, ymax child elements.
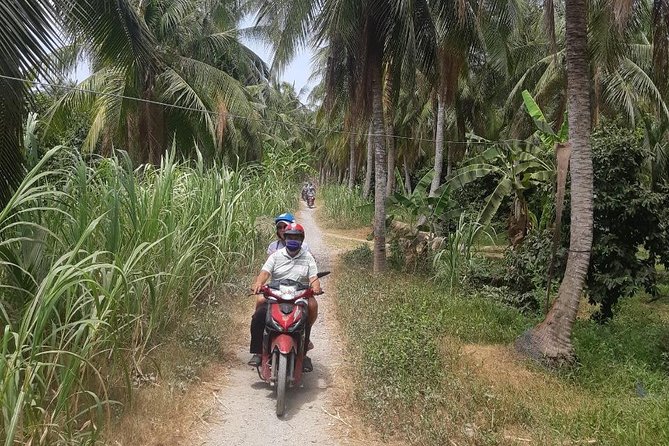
<box><xmin>301</xmin><ymin>183</ymin><xmax>309</xmax><ymax>201</ymax></box>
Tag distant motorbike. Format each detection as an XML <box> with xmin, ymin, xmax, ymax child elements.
<box><xmin>255</xmin><ymin>272</ymin><xmax>330</xmax><ymax>416</ymax></box>
<box><xmin>306</xmin><ymin>190</ymin><xmax>315</xmax><ymax>208</ymax></box>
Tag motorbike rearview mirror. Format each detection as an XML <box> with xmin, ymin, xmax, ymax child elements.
<box><xmin>309</xmin><ymin>271</ymin><xmax>330</xmax><ymax>286</ymax></box>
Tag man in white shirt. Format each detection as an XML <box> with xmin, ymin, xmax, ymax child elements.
<box><xmin>249</xmin><ymin>223</ymin><xmax>321</xmax><ymax>371</ymax></box>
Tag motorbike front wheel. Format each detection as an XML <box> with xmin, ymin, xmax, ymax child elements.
<box><xmin>276</xmin><ymin>353</ymin><xmax>288</xmax><ymax>417</ymax></box>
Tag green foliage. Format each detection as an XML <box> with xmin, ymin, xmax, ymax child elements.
<box><xmin>494</xmin><ymin>125</ymin><xmax>669</xmax><ymax>320</ymax></box>
<box><xmin>449</xmin><ymin>140</ymin><xmax>554</xmax><ymax>232</ymax></box>
<box><xmin>0</xmin><ymin>147</ymin><xmax>293</xmax><ymax>443</ymax></box>
<box><xmin>321</xmin><ymin>185</ymin><xmax>373</xmax><ymax>228</ymax></box>
<box><xmin>388</xmin><ymin>238</ymin><xmax>406</xmax><ymax>270</ymax></box>
<box><xmin>501</xmin><ymin>229</ymin><xmax>567</xmax><ymax>312</ymax></box>
<box><xmin>432</xmin><ymin>214</ymin><xmax>491</xmax><ymax>291</ymax></box>
<box><xmin>262</xmin><ymin>142</ymin><xmax>315</xmax><ymax>180</ymax></box>
<box><xmin>389</xmin><ymin>170</ymin><xmax>458</xmax><ymax>233</ymax></box>
<box><xmin>341</xmin><ymin>243</ymin><xmax>373</xmax><ymax>268</ymax></box>
<box><xmin>580</xmin><ymin>124</ymin><xmax>669</xmax><ymax>320</ymax></box>
<box><xmin>522</xmin><ymin>89</ymin><xmax>568</xmax><ymax>147</ymax></box>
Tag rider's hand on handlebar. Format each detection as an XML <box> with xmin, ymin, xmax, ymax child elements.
<box><xmin>251</xmin><ymin>282</ymin><xmax>263</xmax><ymax>294</ymax></box>
<box><xmin>312</xmin><ymin>285</ymin><xmax>323</xmax><ymax>295</ymax></box>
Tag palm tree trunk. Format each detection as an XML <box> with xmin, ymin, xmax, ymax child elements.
<box><xmin>0</xmin><ymin>76</ymin><xmax>25</xmax><ymax>207</ymax></box>
<box><xmin>516</xmin><ymin>0</ymin><xmax>593</xmax><ymax>364</ymax></box>
<box><xmin>403</xmin><ymin>155</ymin><xmax>412</xmax><ymax>194</ymax></box>
<box><xmin>348</xmin><ymin>132</ymin><xmax>356</xmax><ymax>190</ymax></box>
<box><xmin>429</xmin><ymin>93</ymin><xmax>445</xmax><ymax>196</ymax></box>
<box><xmin>384</xmin><ymin>71</ymin><xmax>395</xmax><ymax>198</ymax></box>
<box><xmin>386</xmin><ymin>121</ymin><xmax>396</xmax><ymax>197</ymax></box>
<box><xmin>446</xmin><ymin>141</ymin><xmax>453</xmax><ymax>177</ymax></box>
<box><xmin>139</xmin><ymin>77</ymin><xmax>166</xmax><ymax>166</ymax></box>
<box><xmin>372</xmin><ymin>66</ymin><xmax>387</xmax><ymax>273</ymax></box>
<box><xmin>363</xmin><ymin>121</ymin><xmax>374</xmax><ymax>198</ymax></box>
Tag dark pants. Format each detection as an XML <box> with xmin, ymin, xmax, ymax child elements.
<box><xmin>249</xmin><ymin>306</ymin><xmax>311</xmax><ymax>354</ymax></box>
<box><xmin>250</xmin><ymin>306</ymin><xmax>266</xmax><ymax>354</ymax></box>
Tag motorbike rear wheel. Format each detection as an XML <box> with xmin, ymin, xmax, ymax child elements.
<box><xmin>276</xmin><ymin>353</ymin><xmax>288</xmax><ymax>417</ymax></box>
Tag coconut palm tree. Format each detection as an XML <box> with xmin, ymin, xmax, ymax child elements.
<box><xmin>505</xmin><ymin>0</ymin><xmax>669</xmax><ymax>133</ymax></box>
<box><xmin>253</xmin><ymin>0</ymin><xmax>436</xmax><ymax>272</ymax></box>
<box><xmin>0</xmin><ymin>1</ymin><xmax>61</xmax><ymax>207</ymax></box>
<box><xmin>427</xmin><ymin>0</ymin><xmax>524</xmax><ymax>195</ymax></box>
<box><xmin>316</xmin><ymin>38</ymin><xmax>361</xmax><ymax>189</ymax></box>
<box><xmin>515</xmin><ymin>0</ymin><xmax>593</xmax><ymax>363</ymax></box>
<box><xmin>1</xmin><ymin>0</ymin><xmax>160</xmax><ymax>204</ymax></box>
<box><xmin>47</xmin><ymin>0</ymin><xmax>267</xmax><ymax>164</ymax></box>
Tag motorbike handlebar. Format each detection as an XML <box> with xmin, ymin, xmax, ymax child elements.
<box><xmin>252</xmin><ymin>285</ymin><xmax>324</xmax><ymax>299</ymax></box>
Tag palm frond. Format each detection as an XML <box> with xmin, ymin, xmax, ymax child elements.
<box><xmin>62</xmin><ymin>0</ymin><xmax>158</xmax><ymax>74</ymax></box>
<box><xmin>0</xmin><ymin>0</ymin><xmax>60</xmax><ymax>207</ymax></box>
<box><xmin>159</xmin><ymin>67</ymin><xmax>217</xmax><ymax>145</ymax></box>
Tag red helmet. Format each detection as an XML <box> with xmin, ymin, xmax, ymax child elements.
<box><xmin>283</xmin><ymin>222</ymin><xmax>305</xmax><ymax>240</ymax></box>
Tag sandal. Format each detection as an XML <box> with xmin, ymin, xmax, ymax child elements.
<box><xmin>302</xmin><ymin>356</ymin><xmax>313</xmax><ymax>372</ymax></box>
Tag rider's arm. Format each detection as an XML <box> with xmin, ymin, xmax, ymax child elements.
<box><xmin>310</xmin><ymin>276</ymin><xmax>322</xmax><ymax>295</ymax></box>
<box><xmin>252</xmin><ymin>270</ymin><xmax>271</xmax><ymax>294</ymax></box>
<box><xmin>252</xmin><ymin>254</ymin><xmax>275</xmax><ymax>293</ymax></box>
<box><xmin>306</xmin><ymin>253</ymin><xmax>321</xmax><ymax>294</ymax></box>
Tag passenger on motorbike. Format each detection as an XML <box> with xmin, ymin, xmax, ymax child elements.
<box><xmin>249</xmin><ymin>223</ymin><xmax>321</xmax><ymax>371</ymax></box>
<box><xmin>266</xmin><ymin>212</ymin><xmax>309</xmax><ymax>255</ymax></box>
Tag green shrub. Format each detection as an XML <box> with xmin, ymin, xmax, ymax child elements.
<box><xmin>561</xmin><ymin>124</ymin><xmax>669</xmax><ymax>320</ymax></box>
<box><xmin>432</xmin><ymin>214</ymin><xmax>491</xmax><ymax>291</ymax></box>
<box><xmin>497</xmin><ymin>124</ymin><xmax>669</xmax><ymax>320</ymax></box>
<box><xmin>341</xmin><ymin>243</ymin><xmax>373</xmax><ymax>267</ymax></box>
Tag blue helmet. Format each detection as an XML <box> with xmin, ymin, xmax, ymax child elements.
<box><xmin>274</xmin><ymin>212</ymin><xmax>295</xmax><ymax>225</ymax></box>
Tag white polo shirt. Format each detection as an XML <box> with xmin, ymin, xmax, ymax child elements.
<box><xmin>261</xmin><ymin>247</ymin><xmax>318</xmax><ymax>285</ymax></box>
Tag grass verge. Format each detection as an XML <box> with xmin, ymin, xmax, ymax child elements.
<box><xmin>335</xmin><ymin>245</ymin><xmax>669</xmax><ymax>445</ymax></box>
<box><xmin>102</xmin><ymin>278</ymin><xmax>254</xmax><ymax>445</ymax></box>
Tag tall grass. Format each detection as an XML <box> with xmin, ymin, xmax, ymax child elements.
<box><xmin>0</xmin><ymin>147</ymin><xmax>294</xmax><ymax>444</ymax></box>
<box><xmin>432</xmin><ymin>214</ymin><xmax>493</xmax><ymax>291</ymax></box>
<box><xmin>320</xmin><ymin>185</ymin><xmax>373</xmax><ymax>228</ymax></box>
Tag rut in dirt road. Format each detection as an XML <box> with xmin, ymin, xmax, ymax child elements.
<box><xmin>196</xmin><ymin>202</ymin><xmax>346</xmax><ymax>446</ymax></box>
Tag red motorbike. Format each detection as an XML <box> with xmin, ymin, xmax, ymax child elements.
<box><xmin>306</xmin><ymin>190</ymin><xmax>315</xmax><ymax>208</ymax></box>
<box><xmin>255</xmin><ymin>272</ymin><xmax>329</xmax><ymax>416</ymax></box>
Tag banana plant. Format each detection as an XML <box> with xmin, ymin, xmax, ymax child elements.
<box><xmin>389</xmin><ymin>170</ymin><xmax>459</xmax><ymax>233</ymax></box>
<box><xmin>448</xmin><ymin>139</ymin><xmax>553</xmax><ymax>245</ymax></box>
<box><xmin>522</xmin><ymin>89</ymin><xmax>569</xmax><ymax>148</ymax></box>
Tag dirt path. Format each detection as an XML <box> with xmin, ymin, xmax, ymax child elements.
<box><xmin>191</xmin><ymin>202</ymin><xmax>373</xmax><ymax>446</ymax></box>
